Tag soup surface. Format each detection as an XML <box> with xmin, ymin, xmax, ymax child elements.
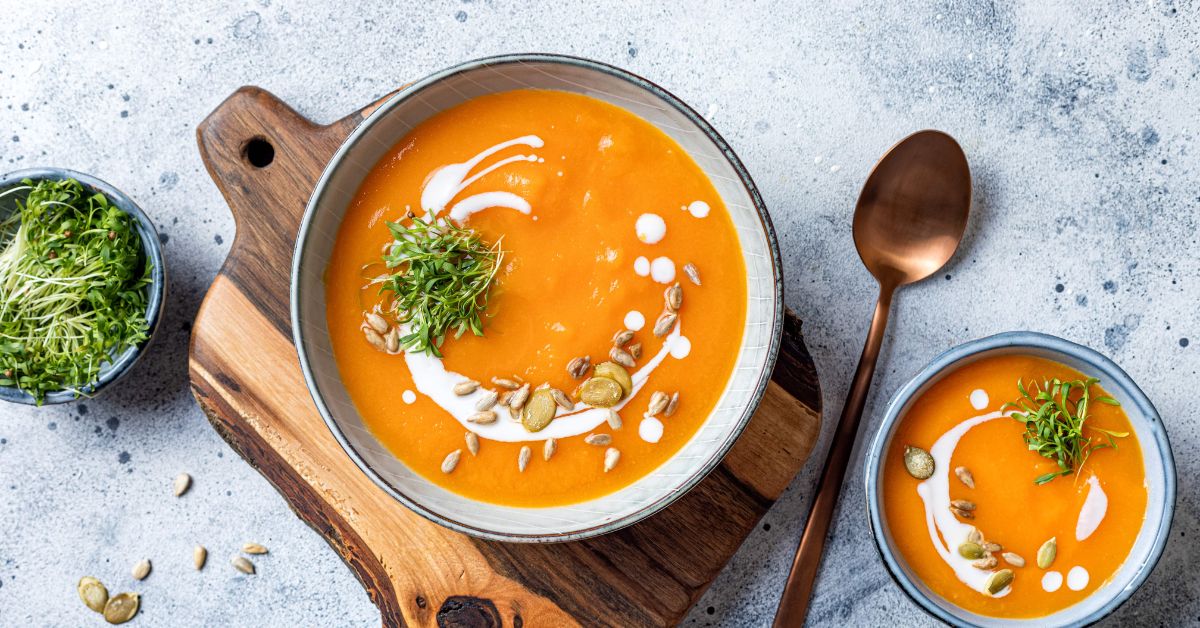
<box><xmin>883</xmin><ymin>354</ymin><xmax>1146</xmax><ymax>618</ymax></box>
<box><xmin>325</xmin><ymin>89</ymin><xmax>747</xmax><ymax>507</ymax></box>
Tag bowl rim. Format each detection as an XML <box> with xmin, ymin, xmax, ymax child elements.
<box><xmin>291</xmin><ymin>53</ymin><xmax>785</xmax><ymax>542</ymax></box>
<box><xmin>863</xmin><ymin>330</ymin><xmax>1176</xmax><ymax>627</ymax></box>
<box><xmin>0</xmin><ymin>167</ymin><xmax>166</xmax><ymax>406</ymax></box>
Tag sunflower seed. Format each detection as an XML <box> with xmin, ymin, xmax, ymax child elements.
<box><xmin>103</xmin><ymin>592</ymin><xmax>140</xmax><ymax>624</ymax></box>
<box><xmin>653</xmin><ymin>312</ymin><xmax>678</xmax><ymax>338</ymax></box>
<box><xmin>958</xmin><ymin>542</ymin><xmax>984</xmax><ymax>560</ymax></box>
<box><xmin>665</xmin><ymin>392</ymin><xmax>680</xmax><ymax>417</ymax></box>
<box><xmin>647</xmin><ymin>391</ymin><xmax>669</xmax><ymax>416</ymax></box>
<box><xmin>465</xmin><ymin>432</ymin><xmax>480</xmax><ymax>456</ymax></box>
<box><xmin>441</xmin><ymin>450</ymin><xmax>462</xmax><ymax>473</ymax></box>
<box><xmin>243</xmin><ymin>543</ymin><xmax>269</xmax><ymax>555</ymax></box>
<box><xmin>612</xmin><ymin>329</ymin><xmax>634</xmax><ymax>347</ymax></box>
<box><xmin>543</xmin><ymin>438</ymin><xmax>557</xmax><ymax>461</ymax></box>
<box><xmin>518</xmin><ymin>446</ymin><xmax>531</xmax><ymax>472</ymax></box>
<box><xmin>986</xmin><ymin>569</ymin><xmax>1014</xmax><ymax>595</ymax></box>
<box><xmin>903</xmin><ymin>445</ymin><xmax>935</xmax><ymax>479</ymax></box>
<box><xmin>665</xmin><ymin>282</ymin><xmax>683</xmax><ymax>311</ymax></box>
<box><xmin>173</xmin><ymin>473</ymin><xmax>191</xmax><ymax>497</ymax></box>
<box><xmin>1037</xmin><ymin>537</ymin><xmax>1057</xmax><ymax>569</ymax></box>
<box><xmin>955</xmin><ymin>466</ymin><xmax>976</xmax><ymax>489</ymax></box>
<box><xmin>366</xmin><ymin>312</ymin><xmax>389</xmax><ymax>333</ymax></box>
<box><xmin>549</xmin><ymin>388</ymin><xmax>574</xmax><ymax>411</ymax></box>
<box><xmin>468</xmin><ymin>410</ymin><xmax>497</xmax><ymax>424</ymax></box>
<box><xmin>973</xmin><ymin>555</ymin><xmax>998</xmax><ymax>570</ymax></box>
<box><xmin>567</xmin><ymin>356</ymin><xmax>591</xmax><ymax>379</ymax></box>
<box><xmin>1002</xmin><ymin>552</ymin><xmax>1025</xmax><ymax>567</ymax></box>
<box><xmin>950</xmin><ymin>506</ymin><xmax>975</xmax><ymax>520</ymax></box>
<box><xmin>628</xmin><ymin>343</ymin><xmax>642</xmax><ymax>360</ymax></box>
<box><xmin>606</xmin><ymin>409</ymin><xmax>623</xmax><ymax>430</ymax></box>
<box><xmin>981</xmin><ymin>541</ymin><xmax>1002</xmax><ymax>553</ymax></box>
<box><xmin>193</xmin><ymin>545</ymin><xmax>207</xmax><ymax>570</ymax></box>
<box><xmin>453</xmin><ymin>380</ymin><xmax>479</xmax><ymax>395</ymax></box>
<box><xmin>131</xmin><ymin>559</ymin><xmax>151</xmax><ymax>581</ymax></box>
<box><xmin>967</xmin><ymin>528</ymin><xmax>982</xmax><ymax>544</ymax></box>
<box><xmin>498</xmin><ymin>391</ymin><xmax>512</xmax><ymax>407</ymax></box>
<box><xmin>384</xmin><ymin>328</ymin><xmax>400</xmax><ymax>353</ymax></box>
<box><xmin>364</xmin><ymin>327</ymin><xmax>387</xmax><ymax>351</ymax></box>
<box><xmin>585</xmin><ymin>433</ymin><xmax>612</xmax><ymax>446</ymax></box>
<box><xmin>492</xmin><ymin>377</ymin><xmax>520</xmax><ymax>390</ymax></box>
<box><xmin>609</xmin><ymin>346</ymin><xmax>636</xmax><ymax>368</ymax></box>
<box><xmin>604</xmin><ymin>447</ymin><xmax>620</xmax><ymax>472</ymax></box>
<box><xmin>232</xmin><ymin>556</ymin><xmax>256</xmax><ymax>575</ymax></box>
<box><xmin>78</xmin><ymin>576</ymin><xmax>108</xmax><ymax>613</ymax></box>
<box><xmin>683</xmin><ymin>262</ymin><xmax>701</xmax><ymax>286</ymax></box>
<box><xmin>475</xmin><ymin>390</ymin><xmax>499</xmax><ymax>411</ymax></box>
<box><xmin>951</xmin><ymin>499</ymin><xmax>976</xmax><ymax>511</ymax></box>
<box><xmin>509</xmin><ymin>383</ymin><xmax>531</xmax><ymax>411</ymax></box>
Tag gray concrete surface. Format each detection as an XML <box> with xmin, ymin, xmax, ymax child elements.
<box><xmin>1</xmin><ymin>1</ymin><xmax>1197</xmax><ymax>626</ymax></box>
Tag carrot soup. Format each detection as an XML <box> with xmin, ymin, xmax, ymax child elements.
<box><xmin>883</xmin><ymin>354</ymin><xmax>1147</xmax><ymax>618</ymax></box>
<box><xmin>323</xmin><ymin>89</ymin><xmax>747</xmax><ymax>507</ymax></box>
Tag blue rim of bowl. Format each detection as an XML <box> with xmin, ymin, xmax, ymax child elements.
<box><xmin>863</xmin><ymin>331</ymin><xmax>1176</xmax><ymax>627</ymax></box>
<box><xmin>291</xmin><ymin>53</ymin><xmax>785</xmax><ymax>542</ymax></box>
<box><xmin>0</xmin><ymin>167</ymin><xmax>165</xmax><ymax>406</ymax></box>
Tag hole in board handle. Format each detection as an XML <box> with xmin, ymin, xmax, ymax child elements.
<box><xmin>243</xmin><ymin>137</ymin><xmax>275</xmax><ymax>168</ymax></box>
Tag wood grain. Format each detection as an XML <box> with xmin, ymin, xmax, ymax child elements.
<box><xmin>190</xmin><ymin>86</ymin><xmax>823</xmax><ymax>627</ymax></box>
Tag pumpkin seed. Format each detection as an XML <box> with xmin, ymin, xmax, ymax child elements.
<box><xmin>453</xmin><ymin>380</ymin><xmax>479</xmax><ymax>396</ymax></box>
<box><xmin>609</xmin><ymin>346</ymin><xmax>636</xmax><ymax>368</ymax></box>
<box><xmin>612</xmin><ymin>329</ymin><xmax>634</xmax><ymax>347</ymax></box>
<box><xmin>441</xmin><ymin>450</ymin><xmax>462</xmax><ymax>473</ymax></box>
<box><xmin>986</xmin><ymin>569</ymin><xmax>1014</xmax><ymax>595</ymax></box>
<box><xmin>903</xmin><ymin>445</ymin><xmax>935</xmax><ymax>479</ymax></box>
<box><xmin>384</xmin><ymin>328</ymin><xmax>400</xmax><ymax>353</ymax></box>
<box><xmin>647</xmin><ymin>391</ymin><xmax>669</xmax><ymax>416</ymax></box>
<box><xmin>173</xmin><ymin>472</ymin><xmax>191</xmax><ymax>497</ymax></box>
<box><xmin>580</xmin><ymin>377</ymin><xmax>623</xmax><ymax>407</ymax></box>
<box><xmin>606</xmin><ymin>409</ymin><xmax>623</xmax><ymax>430</ymax></box>
<box><xmin>981</xmin><ymin>541</ymin><xmax>1002</xmax><ymax>553</ymax></box>
<box><xmin>665</xmin><ymin>282</ymin><xmax>683</xmax><ymax>311</ymax></box>
<box><xmin>967</xmin><ymin>528</ymin><xmax>982</xmax><ymax>544</ymax></box>
<box><xmin>78</xmin><ymin>576</ymin><xmax>108</xmax><ymax>613</ymax></box>
<box><xmin>232</xmin><ymin>556</ymin><xmax>256</xmax><ymax>575</ymax></box>
<box><xmin>958</xmin><ymin>542</ymin><xmax>985</xmax><ymax>559</ymax></box>
<box><xmin>465</xmin><ymin>432</ymin><xmax>480</xmax><ymax>456</ymax></box>
<box><xmin>543</xmin><ymin>438</ymin><xmax>557</xmax><ymax>461</ymax></box>
<box><xmin>628</xmin><ymin>343</ymin><xmax>642</xmax><ymax>360</ymax></box>
<box><xmin>363</xmin><ymin>327</ymin><xmax>387</xmax><ymax>351</ymax></box>
<box><xmin>366</xmin><ymin>312</ymin><xmax>389</xmax><ymax>333</ymax></box>
<box><xmin>585</xmin><ymin>433</ymin><xmax>612</xmax><ymax>446</ymax></box>
<box><xmin>467</xmin><ymin>410</ymin><xmax>498</xmax><ymax>425</ymax></box>
<box><xmin>243</xmin><ymin>543</ymin><xmax>268</xmax><ymax>555</ymax></box>
<box><xmin>951</xmin><ymin>499</ymin><xmax>976</xmax><ymax>511</ymax></box>
<box><xmin>509</xmin><ymin>383</ymin><xmax>531</xmax><ymax>411</ymax></box>
<box><xmin>521</xmin><ymin>389</ymin><xmax>558</xmax><ymax>432</ymax></box>
<box><xmin>653</xmin><ymin>312</ymin><xmax>678</xmax><ymax>337</ymax></box>
<box><xmin>475</xmin><ymin>390</ymin><xmax>499</xmax><ymax>411</ymax></box>
<box><xmin>604</xmin><ymin>447</ymin><xmax>620</xmax><ymax>472</ymax></box>
<box><xmin>567</xmin><ymin>356</ymin><xmax>591</xmax><ymax>379</ymax></box>
<box><xmin>972</xmin><ymin>556</ymin><xmax>998</xmax><ymax>570</ymax></box>
<box><xmin>131</xmin><ymin>559</ymin><xmax>151</xmax><ymax>581</ymax></box>
<box><xmin>950</xmin><ymin>506</ymin><xmax>975</xmax><ymax>520</ymax></box>
<box><xmin>492</xmin><ymin>377</ymin><xmax>520</xmax><ymax>390</ymax></box>
<box><xmin>593</xmin><ymin>361</ymin><xmax>633</xmax><ymax>396</ymax></box>
<box><xmin>549</xmin><ymin>388</ymin><xmax>574</xmax><ymax>411</ymax></box>
<box><xmin>194</xmin><ymin>545</ymin><xmax>207</xmax><ymax>570</ymax></box>
<box><xmin>665</xmin><ymin>391</ymin><xmax>679</xmax><ymax>417</ymax></box>
<box><xmin>103</xmin><ymin>592</ymin><xmax>140</xmax><ymax>624</ymax></box>
<box><xmin>683</xmin><ymin>262</ymin><xmax>701</xmax><ymax>286</ymax></box>
<box><xmin>954</xmin><ymin>466</ymin><xmax>976</xmax><ymax>489</ymax></box>
<box><xmin>1037</xmin><ymin>537</ymin><xmax>1057</xmax><ymax>569</ymax></box>
<box><xmin>1002</xmin><ymin>552</ymin><xmax>1025</xmax><ymax>567</ymax></box>
<box><xmin>518</xmin><ymin>446</ymin><xmax>531</xmax><ymax>472</ymax></box>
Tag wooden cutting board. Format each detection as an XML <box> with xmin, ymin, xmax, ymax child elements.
<box><xmin>189</xmin><ymin>86</ymin><xmax>823</xmax><ymax>627</ymax></box>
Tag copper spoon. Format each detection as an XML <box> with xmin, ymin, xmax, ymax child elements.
<box><xmin>773</xmin><ymin>130</ymin><xmax>972</xmax><ymax>626</ymax></box>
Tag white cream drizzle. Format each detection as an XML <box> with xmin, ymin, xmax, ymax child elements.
<box><xmin>1075</xmin><ymin>475</ymin><xmax>1107</xmax><ymax>541</ymax></box>
<box><xmin>419</xmin><ymin>135</ymin><xmax>543</xmax><ymax>220</ymax></box>
<box><xmin>916</xmin><ymin>410</ymin><xmax>1014</xmax><ymax>597</ymax></box>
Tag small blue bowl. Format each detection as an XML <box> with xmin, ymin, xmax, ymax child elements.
<box><xmin>0</xmin><ymin>168</ymin><xmax>166</xmax><ymax>405</ymax></box>
<box><xmin>864</xmin><ymin>332</ymin><xmax>1175</xmax><ymax>627</ymax></box>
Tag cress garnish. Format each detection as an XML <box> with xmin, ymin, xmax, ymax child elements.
<box><xmin>377</xmin><ymin>215</ymin><xmax>502</xmax><ymax>357</ymax></box>
<box><xmin>0</xmin><ymin>178</ymin><xmax>151</xmax><ymax>403</ymax></box>
<box><xmin>1003</xmin><ymin>377</ymin><xmax>1128</xmax><ymax>485</ymax></box>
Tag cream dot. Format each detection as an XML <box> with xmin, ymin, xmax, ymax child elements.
<box><xmin>686</xmin><ymin>200</ymin><xmax>710</xmax><ymax>218</ymax></box>
<box><xmin>669</xmin><ymin>335</ymin><xmax>691</xmax><ymax>359</ymax></box>
<box><xmin>969</xmin><ymin>389</ymin><xmax>989</xmax><ymax>410</ymax></box>
<box><xmin>624</xmin><ymin>311</ymin><xmax>646</xmax><ymax>331</ymax></box>
<box><xmin>639</xmin><ymin>417</ymin><xmax>664</xmax><ymax>443</ymax></box>
<box><xmin>635</xmin><ymin>213</ymin><xmax>667</xmax><ymax>244</ymax></box>
<box><xmin>1066</xmin><ymin>566</ymin><xmax>1089</xmax><ymax>591</ymax></box>
<box><xmin>402</xmin><ymin>390</ymin><xmax>416</xmax><ymax>404</ymax></box>
<box><xmin>633</xmin><ymin>256</ymin><xmax>650</xmax><ymax>277</ymax></box>
<box><xmin>649</xmin><ymin>257</ymin><xmax>676</xmax><ymax>283</ymax></box>
<box><xmin>1042</xmin><ymin>571</ymin><xmax>1063</xmax><ymax>593</ymax></box>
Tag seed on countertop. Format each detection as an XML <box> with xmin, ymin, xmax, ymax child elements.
<box><xmin>609</xmin><ymin>346</ymin><xmax>635</xmax><ymax>368</ymax></box>
<box><xmin>492</xmin><ymin>377</ymin><xmax>520</xmax><ymax>390</ymax></box>
<box><xmin>521</xmin><ymin>389</ymin><xmax>558</xmax><ymax>432</ymax></box>
<box><xmin>665</xmin><ymin>282</ymin><xmax>683</xmax><ymax>311</ymax></box>
<box><xmin>543</xmin><ymin>438</ymin><xmax>557</xmax><ymax>461</ymax></box>
<box><xmin>78</xmin><ymin>576</ymin><xmax>108</xmax><ymax>613</ymax></box>
<box><xmin>903</xmin><ymin>445</ymin><xmax>935</xmax><ymax>479</ymax></box>
<box><xmin>604</xmin><ymin>447</ymin><xmax>620</xmax><ymax>472</ymax></box>
<box><xmin>231</xmin><ymin>556</ymin><xmax>256</xmax><ymax>575</ymax></box>
<box><xmin>103</xmin><ymin>592</ymin><xmax>140</xmax><ymax>624</ymax></box>
<box><xmin>475</xmin><ymin>390</ymin><xmax>499</xmax><ymax>411</ymax></box>
<box><xmin>958</xmin><ymin>542</ymin><xmax>985</xmax><ymax>560</ymax></box>
<box><xmin>585</xmin><ymin>433</ymin><xmax>612</xmax><ymax>446</ymax></box>
<box><xmin>194</xmin><ymin>545</ymin><xmax>207</xmax><ymax>570</ymax></box>
<box><xmin>567</xmin><ymin>356</ymin><xmax>591</xmax><ymax>379</ymax></box>
<box><xmin>653</xmin><ymin>312</ymin><xmax>678</xmax><ymax>338</ymax></box>
<box><xmin>131</xmin><ymin>559</ymin><xmax>151</xmax><ymax>581</ymax></box>
<box><xmin>967</xmin><ymin>528</ymin><xmax>982</xmax><ymax>544</ymax></box>
<box><xmin>243</xmin><ymin>543</ymin><xmax>268</xmax><ymax>555</ymax></box>
<box><xmin>972</xmin><ymin>556</ymin><xmax>998</xmax><ymax>570</ymax></box>
<box><xmin>1037</xmin><ymin>537</ymin><xmax>1057</xmax><ymax>569</ymax></box>
<box><xmin>173</xmin><ymin>473</ymin><xmax>191</xmax><ymax>497</ymax></box>
<box><xmin>955</xmin><ymin>466</ymin><xmax>976</xmax><ymax>489</ymax></box>
<box><xmin>366</xmin><ymin>312</ymin><xmax>389</xmax><ymax>333</ymax></box>
<box><xmin>606</xmin><ymin>409</ymin><xmax>623</xmax><ymax>430</ymax></box>
<box><xmin>579</xmin><ymin>377</ymin><xmax>623</xmax><ymax>408</ymax></box>
<box><xmin>453</xmin><ymin>380</ymin><xmax>479</xmax><ymax>396</ymax></box>
<box><xmin>549</xmin><ymin>387</ymin><xmax>575</xmax><ymax>411</ymax></box>
<box><xmin>665</xmin><ymin>391</ymin><xmax>680</xmax><ymax>417</ymax></box>
<box><xmin>518</xmin><ymin>445</ymin><xmax>531</xmax><ymax>472</ymax></box>
<box><xmin>981</xmin><ymin>541</ymin><xmax>1002</xmax><ymax>553</ymax></box>
<box><xmin>509</xmin><ymin>383</ymin><xmax>531</xmax><ymax>411</ymax></box>
<box><xmin>950</xmin><ymin>506</ymin><xmax>975</xmax><ymax>520</ymax></box>
<box><xmin>986</xmin><ymin>569</ymin><xmax>1014</xmax><ymax>595</ymax></box>
<box><xmin>951</xmin><ymin>499</ymin><xmax>976</xmax><ymax>511</ymax></box>
<box><xmin>467</xmin><ymin>410</ymin><xmax>498</xmax><ymax>425</ymax></box>
<box><xmin>683</xmin><ymin>262</ymin><xmax>701</xmax><ymax>286</ymax></box>
<box><xmin>1002</xmin><ymin>552</ymin><xmax>1025</xmax><ymax>567</ymax></box>
<box><xmin>612</xmin><ymin>329</ymin><xmax>634</xmax><ymax>347</ymax></box>
<box><xmin>647</xmin><ymin>391</ymin><xmax>669</xmax><ymax>416</ymax></box>
<box><xmin>628</xmin><ymin>343</ymin><xmax>642</xmax><ymax>360</ymax></box>
<box><xmin>465</xmin><ymin>432</ymin><xmax>480</xmax><ymax>456</ymax></box>
<box><xmin>441</xmin><ymin>450</ymin><xmax>462</xmax><ymax>474</ymax></box>
<box><xmin>363</xmin><ymin>327</ymin><xmax>387</xmax><ymax>351</ymax></box>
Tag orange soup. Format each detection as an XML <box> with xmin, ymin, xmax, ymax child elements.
<box><xmin>325</xmin><ymin>89</ymin><xmax>747</xmax><ymax>507</ymax></box>
<box><xmin>883</xmin><ymin>354</ymin><xmax>1146</xmax><ymax>618</ymax></box>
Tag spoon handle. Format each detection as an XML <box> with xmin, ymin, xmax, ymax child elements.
<box><xmin>773</xmin><ymin>285</ymin><xmax>895</xmax><ymax>627</ymax></box>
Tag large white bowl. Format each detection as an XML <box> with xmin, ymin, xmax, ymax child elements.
<box><xmin>291</xmin><ymin>54</ymin><xmax>784</xmax><ymax>541</ymax></box>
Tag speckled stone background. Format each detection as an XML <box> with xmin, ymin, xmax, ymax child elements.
<box><xmin>1</xmin><ymin>1</ymin><xmax>1197</xmax><ymax>626</ymax></box>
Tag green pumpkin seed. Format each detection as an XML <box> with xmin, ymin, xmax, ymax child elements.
<box><xmin>985</xmin><ymin>569</ymin><xmax>1014</xmax><ymax>595</ymax></box>
<box><xmin>78</xmin><ymin>576</ymin><xmax>108</xmax><ymax>613</ymax></box>
<box><xmin>958</xmin><ymin>542</ymin><xmax>985</xmax><ymax>560</ymax></box>
<box><xmin>103</xmin><ymin>592</ymin><xmax>140</xmax><ymax>624</ymax></box>
<box><xmin>903</xmin><ymin>445</ymin><xmax>935</xmax><ymax>479</ymax></box>
<box><xmin>521</xmin><ymin>389</ymin><xmax>558</xmax><ymax>432</ymax></box>
<box><xmin>579</xmin><ymin>377</ymin><xmax>623</xmax><ymax>408</ymax></box>
<box><xmin>1037</xmin><ymin>537</ymin><xmax>1057</xmax><ymax>569</ymax></box>
<box><xmin>593</xmin><ymin>362</ymin><xmax>632</xmax><ymax>396</ymax></box>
